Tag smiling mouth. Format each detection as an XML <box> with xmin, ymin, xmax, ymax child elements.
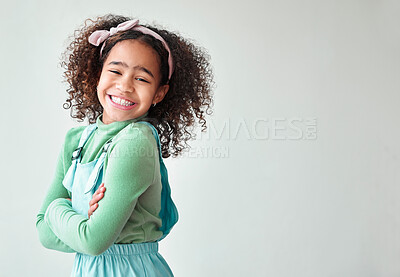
<box><xmin>107</xmin><ymin>94</ymin><xmax>137</xmax><ymax>111</ymax></box>
<box><xmin>109</xmin><ymin>95</ymin><xmax>135</xmax><ymax>106</ymax></box>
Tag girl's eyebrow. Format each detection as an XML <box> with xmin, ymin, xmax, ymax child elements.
<box><xmin>108</xmin><ymin>61</ymin><xmax>154</xmax><ymax>78</ymax></box>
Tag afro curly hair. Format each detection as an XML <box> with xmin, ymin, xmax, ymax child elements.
<box><xmin>61</xmin><ymin>14</ymin><xmax>214</xmax><ymax>158</ymax></box>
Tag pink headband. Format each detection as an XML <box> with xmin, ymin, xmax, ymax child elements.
<box><xmin>88</xmin><ymin>19</ymin><xmax>174</xmax><ymax>80</ymax></box>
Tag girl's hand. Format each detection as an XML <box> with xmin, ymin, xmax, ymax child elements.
<box><xmin>88</xmin><ymin>183</ymin><xmax>106</xmax><ymax>218</ymax></box>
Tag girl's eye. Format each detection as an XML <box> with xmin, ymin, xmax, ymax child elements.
<box><xmin>109</xmin><ymin>70</ymin><xmax>121</xmax><ymax>75</ymax></box>
<box><xmin>136</xmin><ymin>78</ymin><xmax>150</xmax><ymax>83</ymax></box>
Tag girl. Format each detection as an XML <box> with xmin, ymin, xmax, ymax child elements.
<box><xmin>36</xmin><ymin>14</ymin><xmax>213</xmax><ymax>277</ymax></box>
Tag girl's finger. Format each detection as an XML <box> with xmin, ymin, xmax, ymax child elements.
<box><xmin>94</xmin><ymin>186</ymin><xmax>103</xmax><ymax>195</ymax></box>
<box><xmin>88</xmin><ymin>203</ymin><xmax>98</xmax><ymax>218</ymax></box>
<box><xmin>94</xmin><ymin>185</ymin><xmax>106</xmax><ymax>196</ymax></box>
<box><xmin>89</xmin><ymin>192</ymin><xmax>104</xmax><ymax>205</ymax></box>
<box><xmin>91</xmin><ymin>186</ymin><xmax>105</xmax><ymax>202</ymax></box>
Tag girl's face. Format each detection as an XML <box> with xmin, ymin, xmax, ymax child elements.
<box><xmin>97</xmin><ymin>39</ymin><xmax>169</xmax><ymax>124</ymax></box>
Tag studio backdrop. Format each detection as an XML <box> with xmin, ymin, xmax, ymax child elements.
<box><xmin>1</xmin><ymin>0</ymin><xmax>399</xmax><ymax>276</ymax></box>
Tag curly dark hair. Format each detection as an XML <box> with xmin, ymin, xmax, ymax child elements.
<box><xmin>61</xmin><ymin>14</ymin><xmax>214</xmax><ymax>158</ymax></box>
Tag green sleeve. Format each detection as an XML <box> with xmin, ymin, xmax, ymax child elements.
<box><xmin>44</xmin><ymin>126</ymin><xmax>157</xmax><ymax>256</ymax></box>
<box><xmin>35</xmin><ymin>145</ymin><xmax>76</xmax><ymax>253</ymax></box>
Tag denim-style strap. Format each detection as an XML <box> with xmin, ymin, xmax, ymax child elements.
<box><xmin>63</xmin><ymin>124</ymin><xmax>97</xmax><ymax>191</ymax></box>
<box><xmin>84</xmin><ymin>139</ymin><xmax>112</xmax><ymax>194</ymax></box>
<box><xmin>72</xmin><ymin>124</ymin><xmax>98</xmax><ymax>162</ymax></box>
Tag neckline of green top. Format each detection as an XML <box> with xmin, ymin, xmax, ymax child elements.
<box><xmin>95</xmin><ymin>112</ymin><xmax>149</xmax><ymax>136</ymax></box>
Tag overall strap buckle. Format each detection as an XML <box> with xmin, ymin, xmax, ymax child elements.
<box><xmin>71</xmin><ymin>123</ymin><xmax>98</xmax><ymax>161</ymax></box>
<box><xmin>102</xmin><ymin>140</ymin><xmax>112</xmax><ymax>153</ymax></box>
<box><xmin>71</xmin><ymin>147</ymin><xmax>83</xmax><ymax>161</ymax></box>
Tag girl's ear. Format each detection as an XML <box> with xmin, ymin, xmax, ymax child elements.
<box><xmin>153</xmin><ymin>84</ymin><xmax>169</xmax><ymax>104</ymax></box>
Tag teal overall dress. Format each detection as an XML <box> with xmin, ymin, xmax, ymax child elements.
<box><xmin>62</xmin><ymin>121</ymin><xmax>178</xmax><ymax>277</ymax></box>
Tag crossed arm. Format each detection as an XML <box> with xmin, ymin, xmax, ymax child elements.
<box><xmin>36</xmin><ymin>128</ymin><xmax>157</xmax><ymax>255</ymax></box>
<box><xmin>35</xmin><ymin>148</ymin><xmax>105</xmax><ymax>253</ymax></box>
<box><xmin>65</xmin><ymin>184</ymin><xmax>105</xmax><ymax>218</ymax></box>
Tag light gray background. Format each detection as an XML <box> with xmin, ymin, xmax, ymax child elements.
<box><xmin>1</xmin><ymin>0</ymin><xmax>399</xmax><ymax>276</ymax></box>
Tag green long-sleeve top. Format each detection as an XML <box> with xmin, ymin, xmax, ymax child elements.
<box><xmin>35</xmin><ymin>113</ymin><xmax>163</xmax><ymax>256</ymax></box>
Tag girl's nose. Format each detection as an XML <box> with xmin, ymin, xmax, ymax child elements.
<box><xmin>116</xmin><ymin>77</ymin><xmax>134</xmax><ymax>93</ymax></box>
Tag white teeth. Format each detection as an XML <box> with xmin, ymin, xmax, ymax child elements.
<box><xmin>110</xmin><ymin>95</ymin><xmax>134</xmax><ymax>106</ymax></box>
